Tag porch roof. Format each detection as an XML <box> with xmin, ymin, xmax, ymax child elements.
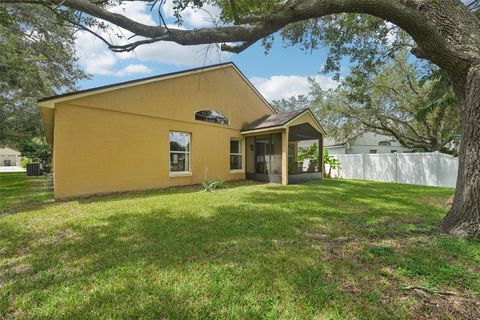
<box><xmin>241</xmin><ymin>108</ymin><xmax>326</xmax><ymax>135</ymax></box>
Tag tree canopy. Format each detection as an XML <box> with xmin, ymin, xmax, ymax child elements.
<box><xmin>272</xmin><ymin>52</ymin><xmax>460</xmax><ymax>153</ymax></box>
<box><xmin>315</xmin><ymin>53</ymin><xmax>460</xmax><ymax>152</ymax></box>
<box><xmin>0</xmin><ymin>4</ymin><xmax>87</xmax><ymax>147</ymax></box>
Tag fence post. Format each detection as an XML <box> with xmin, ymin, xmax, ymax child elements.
<box><xmin>363</xmin><ymin>153</ymin><xmax>366</xmax><ymax>181</ymax></box>
<box><xmin>336</xmin><ymin>155</ymin><xmax>340</xmax><ymax>177</ymax></box>
<box><xmin>395</xmin><ymin>152</ymin><xmax>398</xmax><ymax>183</ymax></box>
<box><xmin>435</xmin><ymin>151</ymin><xmax>440</xmax><ymax>187</ymax></box>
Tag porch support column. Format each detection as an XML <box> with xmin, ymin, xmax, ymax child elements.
<box><xmin>281</xmin><ymin>128</ymin><xmax>289</xmax><ymax>185</ymax></box>
<box><xmin>319</xmin><ymin>134</ymin><xmax>324</xmax><ymax>178</ymax></box>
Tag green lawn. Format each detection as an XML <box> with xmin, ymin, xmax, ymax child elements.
<box><xmin>0</xmin><ymin>172</ymin><xmax>53</xmax><ymax>213</ymax></box>
<box><xmin>0</xmin><ymin>173</ymin><xmax>479</xmax><ymax>319</ymax></box>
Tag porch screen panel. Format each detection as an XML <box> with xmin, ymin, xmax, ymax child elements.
<box><xmin>246</xmin><ymin>136</ymin><xmax>255</xmax><ymax>173</ymax></box>
<box><xmin>270</xmin><ymin>133</ymin><xmax>282</xmax><ymax>175</ymax></box>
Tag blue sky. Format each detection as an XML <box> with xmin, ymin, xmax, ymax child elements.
<box><xmin>75</xmin><ymin>1</ymin><xmax>339</xmax><ymax>101</ymax></box>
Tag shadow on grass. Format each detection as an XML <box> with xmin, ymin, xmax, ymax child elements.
<box><xmin>1</xmin><ymin>178</ymin><xmax>478</xmax><ymax>319</ymax></box>
<box><xmin>72</xmin><ymin>179</ymin><xmax>262</xmax><ymax>205</ymax></box>
<box><xmin>0</xmin><ymin>173</ymin><xmax>54</xmax><ymax>214</ymax></box>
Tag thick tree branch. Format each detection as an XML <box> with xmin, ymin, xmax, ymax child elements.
<box><xmin>382</xmin><ymin>114</ymin><xmax>430</xmax><ymax>141</ymax></box>
<box><xmin>3</xmin><ymin>0</ymin><xmax>479</xmax><ymax>75</ymax></box>
<box><xmin>360</xmin><ymin>120</ymin><xmax>430</xmax><ymax>150</ymax></box>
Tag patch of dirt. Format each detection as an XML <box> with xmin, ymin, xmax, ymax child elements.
<box><xmin>303</xmin><ymin>223</ymin><xmax>479</xmax><ymax>319</ymax></box>
<box><xmin>272</xmin><ymin>239</ymin><xmax>286</xmax><ymax>245</ymax></box>
<box><xmin>405</xmin><ymin>286</ymin><xmax>480</xmax><ymax>320</ymax></box>
<box><xmin>54</xmin><ymin>229</ymin><xmax>76</xmax><ymax>244</ymax></box>
<box><xmin>416</xmin><ymin>197</ymin><xmax>451</xmax><ymax>209</ymax></box>
<box><xmin>341</xmin><ymin>283</ymin><xmax>361</xmax><ymax>294</ymax></box>
<box><xmin>304</xmin><ymin>231</ymin><xmax>328</xmax><ymax>240</ymax></box>
<box><xmin>304</xmin><ymin>230</ymin><xmax>357</xmax><ymax>244</ymax></box>
<box><xmin>11</xmin><ymin>263</ymin><xmax>32</xmax><ymax>276</ymax></box>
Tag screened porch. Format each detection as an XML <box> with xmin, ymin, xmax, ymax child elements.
<box><xmin>241</xmin><ymin>108</ymin><xmax>325</xmax><ymax>185</ymax></box>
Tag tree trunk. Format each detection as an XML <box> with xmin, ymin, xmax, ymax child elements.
<box><xmin>441</xmin><ymin>65</ymin><xmax>480</xmax><ymax>238</ymax></box>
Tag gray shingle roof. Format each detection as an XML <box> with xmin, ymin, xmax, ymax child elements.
<box><xmin>241</xmin><ymin>108</ymin><xmax>307</xmax><ymax>132</ymax></box>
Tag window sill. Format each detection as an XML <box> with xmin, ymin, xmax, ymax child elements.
<box><xmin>169</xmin><ymin>172</ymin><xmax>192</xmax><ymax>177</ymax></box>
<box><xmin>230</xmin><ymin>169</ymin><xmax>245</xmax><ymax>174</ymax></box>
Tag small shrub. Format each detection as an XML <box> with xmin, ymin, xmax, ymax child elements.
<box><xmin>20</xmin><ymin>157</ymin><xmax>33</xmax><ymax>168</ymax></box>
<box><xmin>323</xmin><ymin>149</ymin><xmax>341</xmax><ymax>178</ymax></box>
<box><xmin>19</xmin><ymin>137</ymin><xmax>52</xmax><ymax>172</ymax></box>
<box><xmin>202</xmin><ymin>178</ymin><xmax>225</xmax><ymax>192</ymax></box>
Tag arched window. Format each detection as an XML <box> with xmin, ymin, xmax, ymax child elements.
<box><xmin>378</xmin><ymin>140</ymin><xmax>392</xmax><ymax>146</ymax></box>
<box><xmin>195</xmin><ymin>110</ymin><xmax>229</xmax><ymax>125</ymax></box>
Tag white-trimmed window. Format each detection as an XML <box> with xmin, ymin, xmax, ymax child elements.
<box><xmin>169</xmin><ymin>131</ymin><xmax>191</xmax><ymax>173</ymax></box>
<box><xmin>230</xmin><ymin>138</ymin><xmax>243</xmax><ymax>170</ymax></box>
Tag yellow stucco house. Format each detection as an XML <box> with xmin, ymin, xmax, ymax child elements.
<box><xmin>39</xmin><ymin>63</ymin><xmax>325</xmax><ymax>199</ymax></box>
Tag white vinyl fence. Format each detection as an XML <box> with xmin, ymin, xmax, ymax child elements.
<box><xmin>329</xmin><ymin>152</ymin><xmax>458</xmax><ymax>188</ymax></box>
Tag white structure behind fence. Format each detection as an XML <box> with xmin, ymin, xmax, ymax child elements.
<box><xmin>330</xmin><ymin>152</ymin><xmax>458</xmax><ymax>188</ymax></box>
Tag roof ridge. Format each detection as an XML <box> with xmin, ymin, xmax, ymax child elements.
<box><xmin>38</xmin><ymin>62</ymin><xmax>235</xmax><ymax>102</ymax></box>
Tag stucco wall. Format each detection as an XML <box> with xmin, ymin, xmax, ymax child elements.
<box><xmin>66</xmin><ymin>66</ymin><xmax>273</xmax><ymax>130</ymax></box>
<box><xmin>53</xmin><ymin>66</ymin><xmax>274</xmax><ymax>198</ymax></box>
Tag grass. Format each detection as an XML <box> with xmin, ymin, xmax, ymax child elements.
<box><xmin>0</xmin><ymin>172</ymin><xmax>53</xmax><ymax>212</ymax></box>
<box><xmin>0</xmin><ymin>173</ymin><xmax>479</xmax><ymax>319</ymax></box>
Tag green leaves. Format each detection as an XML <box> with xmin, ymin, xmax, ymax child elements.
<box><xmin>310</xmin><ymin>51</ymin><xmax>460</xmax><ymax>152</ymax></box>
<box><xmin>280</xmin><ymin>13</ymin><xmax>407</xmax><ymax>79</ymax></box>
<box><xmin>0</xmin><ymin>4</ymin><xmax>87</xmax><ymax>147</ymax></box>
<box><xmin>271</xmin><ymin>95</ymin><xmax>310</xmax><ymax>113</ymax></box>
<box><xmin>298</xmin><ymin>144</ymin><xmax>319</xmax><ymax>162</ymax></box>
<box><xmin>202</xmin><ymin>178</ymin><xmax>225</xmax><ymax>191</ymax></box>
<box><xmin>18</xmin><ymin>137</ymin><xmax>52</xmax><ymax>172</ymax></box>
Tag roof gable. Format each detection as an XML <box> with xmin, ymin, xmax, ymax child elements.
<box><xmin>242</xmin><ymin>108</ymin><xmax>326</xmax><ymax>135</ymax></box>
<box><xmin>38</xmin><ymin>62</ymin><xmax>275</xmax><ymax>114</ymax></box>
<box><xmin>39</xmin><ymin>63</ymin><xmax>277</xmax><ymax>145</ymax></box>
<box><xmin>0</xmin><ymin>147</ymin><xmax>21</xmax><ymax>155</ymax></box>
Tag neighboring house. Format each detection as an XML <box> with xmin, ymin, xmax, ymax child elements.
<box><xmin>39</xmin><ymin>63</ymin><xmax>325</xmax><ymax>199</ymax></box>
<box><xmin>0</xmin><ymin>147</ymin><xmax>21</xmax><ymax>167</ymax></box>
<box><xmin>325</xmin><ymin>132</ymin><xmax>415</xmax><ymax>155</ymax></box>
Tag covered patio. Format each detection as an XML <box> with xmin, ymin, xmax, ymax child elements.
<box><xmin>241</xmin><ymin>108</ymin><xmax>325</xmax><ymax>185</ymax></box>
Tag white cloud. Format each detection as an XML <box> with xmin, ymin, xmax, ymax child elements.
<box><xmin>162</xmin><ymin>2</ymin><xmax>222</xmax><ymax>27</ymax></box>
<box><xmin>75</xmin><ymin>1</ymin><xmax>229</xmax><ymax>76</ymax></box>
<box><xmin>385</xmin><ymin>22</ymin><xmax>397</xmax><ymax>46</ymax></box>
<box><xmin>75</xmin><ymin>31</ymin><xmax>152</xmax><ymax>77</ymax></box>
<box><xmin>117</xmin><ymin>23</ymin><xmax>230</xmax><ymax>66</ymax></box>
<box><xmin>109</xmin><ymin>1</ymin><xmax>157</xmax><ymax>26</ymax></box>
<box><xmin>250</xmin><ymin>75</ymin><xmax>338</xmax><ymax>101</ymax></box>
<box><xmin>126</xmin><ymin>41</ymin><xmax>229</xmax><ymax>66</ymax></box>
<box><xmin>75</xmin><ymin>32</ymin><xmax>118</xmax><ymax>75</ymax></box>
<box><xmin>112</xmin><ymin>64</ymin><xmax>152</xmax><ymax>77</ymax></box>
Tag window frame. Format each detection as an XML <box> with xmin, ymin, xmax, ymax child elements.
<box><xmin>169</xmin><ymin>131</ymin><xmax>192</xmax><ymax>176</ymax></box>
<box><xmin>230</xmin><ymin>138</ymin><xmax>244</xmax><ymax>173</ymax></box>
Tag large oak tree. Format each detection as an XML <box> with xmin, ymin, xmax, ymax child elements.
<box><xmin>1</xmin><ymin>0</ymin><xmax>479</xmax><ymax>237</ymax></box>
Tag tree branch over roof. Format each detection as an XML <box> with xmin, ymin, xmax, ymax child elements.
<box><xmin>2</xmin><ymin>0</ymin><xmax>479</xmax><ymax>75</ymax></box>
